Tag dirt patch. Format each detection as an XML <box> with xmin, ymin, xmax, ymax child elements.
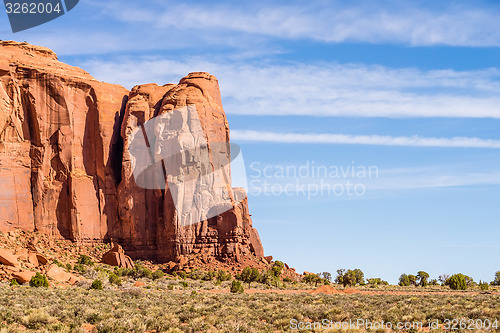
<box><xmin>310</xmin><ymin>285</ymin><xmax>339</xmax><ymax>294</ymax></box>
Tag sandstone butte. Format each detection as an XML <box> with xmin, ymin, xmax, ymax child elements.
<box><xmin>0</xmin><ymin>41</ymin><xmax>264</xmax><ymax>264</ymax></box>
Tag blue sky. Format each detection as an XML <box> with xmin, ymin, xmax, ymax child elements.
<box><xmin>2</xmin><ymin>0</ymin><xmax>500</xmax><ymax>284</ymax></box>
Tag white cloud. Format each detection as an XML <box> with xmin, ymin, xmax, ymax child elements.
<box><xmin>91</xmin><ymin>0</ymin><xmax>500</xmax><ymax>47</ymax></box>
<box><xmin>370</xmin><ymin>167</ymin><xmax>500</xmax><ymax>190</ymax></box>
<box><xmin>245</xmin><ymin>163</ymin><xmax>500</xmax><ymax>196</ymax></box>
<box><xmin>9</xmin><ymin>1</ymin><xmax>500</xmax><ymax>56</ymax></box>
<box><xmin>81</xmin><ymin>57</ymin><xmax>500</xmax><ymax>118</ymax></box>
<box><xmin>232</xmin><ymin>130</ymin><xmax>500</xmax><ymax>148</ymax></box>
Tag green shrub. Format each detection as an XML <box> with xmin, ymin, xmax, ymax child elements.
<box><xmin>367</xmin><ymin>278</ymin><xmax>389</xmax><ymax>286</ymax></box>
<box><xmin>492</xmin><ymin>271</ymin><xmax>500</xmax><ymax>286</ymax></box>
<box><xmin>10</xmin><ymin>279</ymin><xmax>19</xmax><ymax>286</ymax></box>
<box><xmin>335</xmin><ymin>269</ymin><xmax>364</xmax><ymax>286</ymax></box>
<box><xmin>30</xmin><ymin>273</ymin><xmax>49</xmax><ymax>288</ymax></box>
<box><xmin>91</xmin><ymin>279</ymin><xmax>103</xmax><ymax>290</ymax></box>
<box><xmin>239</xmin><ymin>266</ymin><xmax>260</xmax><ymax>288</ymax></box>
<box><xmin>216</xmin><ymin>269</ymin><xmax>231</xmax><ymax>282</ymax></box>
<box><xmin>77</xmin><ymin>255</ymin><xmax>94</xmax><ymax>266</ymax></box>
<box><xmin>93</xmin><ymin>266</ymin><xmax>107</xmax><ymax>274</ymax></box>
<box><xmin>114</xmin><ymin>267</ymin><xmax>132</xmax><ymax>277</ymax></box>
<box><xmin>408</xmin><ymin>274</ymin><xmax>417</xmax><ymax>286</ymax></box>
<box><xmin>179</xmin><ymin>281</ymin><xmax>188</xmax><ymax>289</ymax></box>
<box><xmin>438</xmin><ymin>274</ymin><xmax>450</xmax><ymax>286</ymax></box>
<box><xmin>178</xmin><ymin>271</ymin><xmax>187</xmax><ymax>280</ymax></box>
<box><xmin>202</xmin><ymin>271</ymin><xmax>216</xmax><ymax>281</ymax></box>
<box><xmin>126</xmin><ymin>264</ymin><xmax>152</xmax><ymax>279</ymax></box>
<box><xmin>417</xmin><ymin>271</ymin><xmax>430</xmax><ymax>287</ymax></box>
<box><xmin>73</xmin><ymin>264</ymin><xmax>86</xmax><ymax>273</ymax></box>
<box><xmin>191</xmin><ymin>290</ymin><xmax>198</xmax><ymax>296</ymax></box>
<box><xmin>465</xmin><ymin>275</ymin><xmax>474</xmax><ymax>287</ymax></box>
<box><xmin>272</xmin><ymin>261</ymin><xmax>284</xmax><ymax>277</ymax></box>
<box><xmin>231</xmin><ymin>280</ymin><xmax>244</xmax><ymax>293</ymax></box>
<box><xmin>479</xmin><ymin>280</ymin><xmax>489</xmax><ymax>290</ymax></box>
<box><xmin>448</xmin><ymin>274</ymin><xmax>467</xmax><ymax>290</ymax></box>
<box><xmin>259</xmin><ymin>270</ymin><xmax>278</xmax><ymax>287</ymax></box>
<box><xmin>283</xmin><ymin>277</ymin><xmax>293</xmax><ymax>283</ymax></box>
<box><xmin>167</xmin><ymin>285</ymin><xmax>174</xmax><ymax>290</ymax></box>
<box><xmin>429</xmin><ymin>279</ymin><xmax>439</xmax><ymax>286</ymax></box>
<box><xmin>65</xmin><ymin>263</ymin><xmax>72</xmax><ymax>271</ymax></box>
<box><xmin>52</xmin><ymin>259</ymin><xmax>65</xmax><ymax>268</ymax></box>
<box><xmin>108</xmin><ymin>273</ymin><xmax>122</xmax><ymax>286</ymax></box>
<box><xmin>152</xmin><ymin>270</ymin><xmax>164</xmax><ymax>280</ymax></box>
<box><xmin>320</xmin><ymin>272</ymin><xmax>332</xmax><ymax>282</ymax></box>
<box><xmin>188</xmin><ymin>269</ymin><xmax>204</xmax><ymax>280</ymax></box>
<box><xmin>353</xmin><ymin>269</ymin><xmax>365</xmax><ymax>285</ymax></box>
<box><xmin>303</xmin><ymin>273</ymin><xmax>322</xmax><ymax>286</ymax></box>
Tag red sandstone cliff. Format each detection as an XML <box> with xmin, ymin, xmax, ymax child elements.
<box><xmin>0</xmin><ymin>41</ymin><xmax>264</xmax><ymax>262</ymax></box>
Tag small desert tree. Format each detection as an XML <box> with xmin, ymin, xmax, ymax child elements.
<box><xmin>448</xmin><ymin>273</ymin><xmax>467</xmax><ymax>290</ymax></box>
<box><xmin>464</xmin><ymin>275</ymin><xmax>474</xmax><ymax>287</ymax></box>
<box><xmin>439</xmin><ymin>274</ymin><xmax>450</xmax><ymax>286</ymax></box>
<box><xmin>417</xmin><ymin>271</ymin><xmax>430</xmax><ymax>287</ymax></box>
<box><xmin>353</xmin><ymin>269</ymin><xmax>365</xmax><ymax>285</ymax></box>
<box><xmin>335</xmin><ymin>269</ymin><xmax>346</xmax><ymax>285</ymax></box>
<box><xmin>231</xmin><ymin>280</ymin><xmax>244</xmax><ymax>293</ymax></box>
<box><xmin>479</xmin><ymin>280</ymin><xmax>489</xmax><ymax>290</ymax></box>
<box><xmin>272</xmin><ymin>261</ymin><xmax>284</xmax><ymax>278</ymax></box>
<box><xmin>259</xmin><ymin>270</ymin><xmax>279</xmax><ymax>287</ymax></box>
<box><xmin>303</xmin><ymin>273</ymin><xmax>322</xmax><ymax>287</ymax></box>
<box><xmin>429</xmin><ymin>279</ymin><xmax>439</xmax><ymax>286</ymax></box>
<box><xmin>408</xmin><ymin>274</ymin><xmax>417</xmax><ymax>286</ymax></box>
<box><xmin>342</xmin><ymin>270</ymin><xmax>357</xmax><ymax>287</ymax></box>
<box><xmin>492</xmin><ymin>271</ymin><xmax>500</xmax><ymax>286</ymax></box>
<box><xmin>320</xmin><ymin>272</ymin><xmax>332</xmax><ymax>282</ymax></box>
<box><xmin>240</xmin><ymin>267</ymin><xmax>260</xmax><ymax>288</ymax></box>
<box><xmin>216</xmin><ymin>269</ymin><xmax>232</xmax><ymax>282</ymax></box>
<box><xmin>30</xmin><ymin>273</ymin><xmax>49</xmax><ymax>288</ymax></box>
<box><xmin>367</xmin><ymin>278</ymin><xmax>388</xmax><ymax>286</ymax></box>
<box><xmin>336</xmin><ymin>269</ymin><xmax>364</xmax><ymax>287</ymax></box>
<box><xmin>399</xmin><ymin>274</ymin><xmax>410</xmax><ymax>286</ymax></box>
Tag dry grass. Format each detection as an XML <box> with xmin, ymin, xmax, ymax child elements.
<box><xmin>1</xmin><ymin>281</ymin><xmax>499</xmax><ymax>332</ymax></box>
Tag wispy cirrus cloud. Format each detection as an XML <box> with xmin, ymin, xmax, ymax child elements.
<box><xmin>81</xmin><ymin>57</ymin><xmax>500</xmax><ymax>118</ymax></box>
<box><xmin>8</xmin><ymin>1</ymin><xmax>500</xmax><ymax>56</ymax></box>
<box><xmin>246</xmin><ymin>163</ymin><xmax>500</xmax><ymax>195</ymax></box>
<box><xmin>232</xmin><ymin>130</ymin><xmax>500</xmax><ymax>148</ymax></box>
<box><xmin>89</xmin><ymin>0</ymin><xmax>500</xmax><ymax>47</ymax></box>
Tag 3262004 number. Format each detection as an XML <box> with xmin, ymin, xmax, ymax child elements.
<box><xmin>5</xmin><ymin>2</ymin><xmax>62</xmax><ymax>14</ymax></box>
<box><xmin>443</xmin><ymin>319</ymin><xmax>499</xmax><ymax>330</ymax></box>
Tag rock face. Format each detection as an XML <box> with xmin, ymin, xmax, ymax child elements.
<box><xmin>0</xmin><ymin>41</ymin><xmax>264</xmax><ymax>262</ymax></box>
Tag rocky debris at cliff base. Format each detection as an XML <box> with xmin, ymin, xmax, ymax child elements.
<box><xmin>0</xmin><ymin>230</ymin><xmax>99</xmax><ymax>285</ymax></box>
<box><xmin>101</xmin><ymin>242</ymin><xmax>134</xmax><ymax>268</ymax></box>
<box><xmin>159</xmin><ymin>253</ymin><xmax>300</xmax><ymax>282</ymax></box>
<box><xmin>0</xmin><ymin>248</ymin><xmax>20</xmax><ymax>267</ymax></box>
<box><xmin>46</xmin><ymin>264</ymin><xmax>83</xmax><ymax>284</ymax></box>
<box><xmin>12</xmin><ymin>270</ymin><xmax>36</xmax><ymax>284</ymax></box>
<box><xmin>0</xmin><ymin>230</ymin><xmax>299</xmax><ymax>285</ymax></box>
